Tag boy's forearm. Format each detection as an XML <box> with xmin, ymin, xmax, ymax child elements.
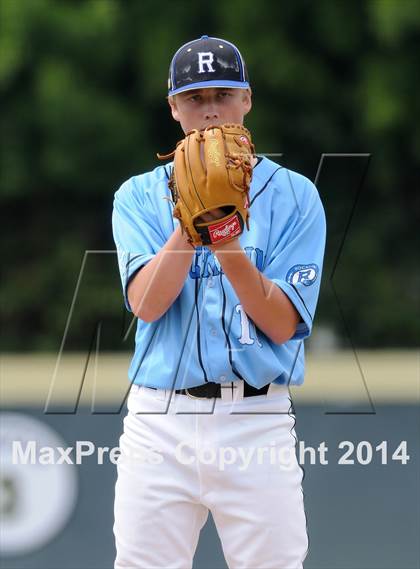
<box><xmin>213</xmin><ymin>241</ymin><xmax>299</xmax><ymax>344</ymax></box>
<box><xmin>128</xmin><ymin>225</ymin><xmax>194</xmax><ymax>322</ymax></box>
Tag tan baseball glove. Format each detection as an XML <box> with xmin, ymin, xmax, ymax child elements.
<box><xmin>158</xmin><ymin>124</ymin><xmax>255</xmax><ymax>247</ymax></box>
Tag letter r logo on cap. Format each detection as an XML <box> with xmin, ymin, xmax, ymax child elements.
<box><xmin>197</xmin><ymin>52</ymin><xmax>215</xmax><ymax>73</ymax></box>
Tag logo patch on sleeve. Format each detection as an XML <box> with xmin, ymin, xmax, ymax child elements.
<box><xmin>286</xmin><ymin>264</ymin><xmax>319</xmax><ymax>286</ymax></box>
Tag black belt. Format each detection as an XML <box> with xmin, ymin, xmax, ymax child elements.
<box><xmin>148</xmin><ymin>381</ymin><xmax>270</xmax><ymax>399</ymax></box>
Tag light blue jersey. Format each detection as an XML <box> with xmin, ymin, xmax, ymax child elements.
<box><xmin>112</xmin><ymin>157</ymin><xmax>326</xmax><ymax>389</ymax></box>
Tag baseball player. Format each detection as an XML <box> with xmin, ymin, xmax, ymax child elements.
<box><xmin>112</xmin><ymin>35</ymin><xmax>326</xmax><ymax>569</ymax></box>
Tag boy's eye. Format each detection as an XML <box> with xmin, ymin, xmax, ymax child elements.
<box><xmin>187</xmin><ymin>91</ymin><xmax>231</xmax><ymax>101</ymax></box>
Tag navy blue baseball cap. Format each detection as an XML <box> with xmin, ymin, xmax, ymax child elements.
<box><xmin>168</xmin><ymin>35</ymin><xmax>250</xmax><ymax>96</ymax></box>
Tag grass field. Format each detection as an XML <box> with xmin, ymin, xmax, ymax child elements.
<box><xmin>1</xmin><ymin>350</ymin><xmax>418</xmax><ymax>406</ymax></box>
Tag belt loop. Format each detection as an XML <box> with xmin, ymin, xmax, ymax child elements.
<box><xmin>267</xmin><ymin>382</ymin><xmax>288</xmax><ymax>399</ymax></box>
<box><xmin>221</xmin><ymin>382</ymin><xmax>233</xmax><ymax>403</ymax></box>
<box><xmin>130</xmin><ymin>384</ymin><xmax>140</xmax><ymax>395</ymax></box>
<box><xmin>149</xmin><ymin>387</ymin><xmax>166</xmax><ymax>401</ymax></box>
<box><xmin>233</xmin><ymin>380</ymin><xmax>244</xmax><ymax>402</ymax></box>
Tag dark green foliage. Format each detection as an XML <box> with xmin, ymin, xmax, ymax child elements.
<box><xmin>1</xmin><ymin>0</ymin><xmax>419</xmax><ymax>350</ymax></box>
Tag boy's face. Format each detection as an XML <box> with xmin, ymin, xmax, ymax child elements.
<box><xmin>168</xmin><ymin>87</ymin><xmax>252</xmax><ymax>134</ymax></box>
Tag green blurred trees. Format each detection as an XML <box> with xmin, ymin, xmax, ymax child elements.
<box><xmin>1</xmin><ymin>0</ymin><xmax>419</xmax><ymax>350</ymax></box>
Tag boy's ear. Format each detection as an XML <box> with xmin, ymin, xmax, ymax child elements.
<box><xmin>168</xmin><ymin>95</ymin><xmax>180</xmax><ymax>122</ymax></box>
<box><xmin>242</xmin><ymin>89</ymin><xmax>252</xmax><ymax>116</ymax></box>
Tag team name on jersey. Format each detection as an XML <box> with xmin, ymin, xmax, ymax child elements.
<box><xmin>189</xmin><ymin>246</ymin><xmax>264</xmax><ymax>279</ymax></box>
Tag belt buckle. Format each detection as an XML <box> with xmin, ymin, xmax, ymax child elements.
<box><xmin>185</xmin><ymin>388</ymin><xmax>208</xmax><ymax>400</ymax></box>
<box><xmin>185</xmin><ymin>383</ymin><xmax>220</xmax><ymax>399</ymax></box>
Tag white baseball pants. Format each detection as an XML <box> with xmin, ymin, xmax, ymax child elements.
<box><xmin>114</xmin><ymin>382</ymin><xmax>308</xmax><ymax>569</ymax></box>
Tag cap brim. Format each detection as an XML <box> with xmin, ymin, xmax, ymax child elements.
<box><xmin>168</xmin><ymin>79</ymin><xmax>250</xmax><ymax>96</ymax></box>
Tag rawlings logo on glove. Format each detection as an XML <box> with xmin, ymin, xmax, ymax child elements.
<box><xmin>158</xmin><ymin>124</ymin><xmax>255</xmax><ymax>247</ymax></box>
<box><xmin>209</xmin><ymin>217</ymin><xmax>242</xmax><ymax>242</ymax></box>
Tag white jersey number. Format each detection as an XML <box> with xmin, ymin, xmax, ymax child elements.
<box><xmin>236</xmin><ymin>304</ymin><xmax>262</xmax><ymax>347</ymax></box>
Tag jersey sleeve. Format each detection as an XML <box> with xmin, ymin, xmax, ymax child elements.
<box><xmin>112</xmin><ymin>177</ymin><xmax>165</xmax><ymax>312</ymax></box>
<box><xmin>263</xmin><ymin>180</ymin><xmax>326</xmax><ymax>340</ymax></box>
